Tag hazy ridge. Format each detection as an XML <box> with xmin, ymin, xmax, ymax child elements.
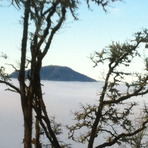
<box><xmin>10</xmin><ymin>65</ymin><xmax>96</xmax><ymax>82</ymax></box>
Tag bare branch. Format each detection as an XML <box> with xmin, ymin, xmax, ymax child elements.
<box><xmin>0</xmin><ymin>80</ymin><xmax>20</xmax><ymax>94</ymax></box>
<box><xmin>95</xmin><ymin>120</ymin><xmax>148</xmax><ymax>148</ymax></box>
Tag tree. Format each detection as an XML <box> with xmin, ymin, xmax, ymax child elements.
<box><xmin>1</xmin><ymin>0</ymin><xmax>148</xmax><ymax>148</ymax></box>
<box><xmin>0</xmin><ymin>0</ymin><xmax>122</xmax><ymax>148</ymax></box>
<box><xmin>124</xmin><ymin>110</ymin><xmax>148</xmax><ymax>148</ymax></box>
<box><xmin>67</xmin><ymin>30</ymin><xmax>148</xmax><ymax>148</ymax></box>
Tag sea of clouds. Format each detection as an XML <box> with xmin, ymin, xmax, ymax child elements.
<box><xmin>0</xmin><ymin>79</ymin><xmax>147</xmax><ymax>148</ymax></box>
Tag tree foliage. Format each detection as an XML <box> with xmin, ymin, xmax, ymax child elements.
<box><xmin>124</xmin><ymin>111</ymin><xmax>148</xmax><ymax>148</ymax></box>
<box><xmin>0</xmin><ymin>0</ymin><xmax>148</xmax><ymax>148</ymax></box>
<box><xmin>68</xmin><ymin>30</ymin><xmax>148</xmax><ymax>148</ymax></box>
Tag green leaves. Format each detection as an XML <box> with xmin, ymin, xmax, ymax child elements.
<box><xmin>12</xmin><ymin>0</ymin><xmax>21</xmax><ymax>8</ymax></box>
<box><xmin>145</xmin><ymin>58</ymin><xmax>148</xmax><ymax>71</ymax></box>
<box><xmin>0</xmin><ymin>53</ymin><xmax>8</xmax><ymax>81</ymax></box>
<box><xmin>0</xmin><ymin>66</ymin><xmax>9</xmax><ymax>81</ymax></box>
<box><xmin>69</xmin><ymin>29</ymin><xmax>148</xmax><ymax>147</ymax></box>
<box><xmin>86</xmin><ymin>0</ymin><xmax>120</xmax><ymax>11</ymax></box>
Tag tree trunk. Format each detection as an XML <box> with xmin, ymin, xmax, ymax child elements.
<box><xmin>18</xmin><ymin>0</ymin><xmax>32</xmax><ymax>147</ymax></box>
<box><xmin>23</xmin><ymin>115</ymin><xmax>32</xmax><ymax>148</ymax></box>
<box><xmin>35</xmin><ymin>118</ymin><xmax>42</xmax><ymax>148</ymax></box>
<box><xmin>22</xmin><ymin>98</ymin><xmax>33</xmax><ymax>148</ymax></box>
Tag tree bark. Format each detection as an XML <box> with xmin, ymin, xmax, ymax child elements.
<box><xmin>18</xmin><ymin>0</ymin><xmax>32</xmax><ymax>148</ymax></box>
<box><xmin>35</xmin><ymin>119</ymin><xmax>42</xmax><ymax>148</ymax></box>
<box><xmin>23</xmin><ymin>100</ymin><xmax>33</xmax><ymax>148</ymax></box>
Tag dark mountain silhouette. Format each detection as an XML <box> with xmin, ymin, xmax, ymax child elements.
<box><xmin>10</xmin><ymin>65</ymin><xmax>96</xmax><ymax>82</ymax></box>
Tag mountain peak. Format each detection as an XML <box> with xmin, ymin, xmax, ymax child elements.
<box><xmin>10</xmin><ymin>65</ymin><xmax>96</xmax><ymax>82</ymax></box>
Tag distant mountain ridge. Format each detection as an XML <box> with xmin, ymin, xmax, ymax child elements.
<box><xmin>10</xmin><ymin>65</ymin><xmax>96</xmax><ymax>82</ymax></box>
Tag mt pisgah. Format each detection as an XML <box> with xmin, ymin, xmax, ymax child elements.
<box><xmin>10</xmin><ymin>65</ymin><xmax>96</xmax><ymax>82</ymax></box>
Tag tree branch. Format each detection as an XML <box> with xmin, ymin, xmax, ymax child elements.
<box><xmin>95</xmin><ymin>120</ymin><xmax>148</xmax><ymax>148</ymax></box>
<box><xmin>0</xmin><ymin>80</ymin><xmax>20</xmax><ymax>94</ymax></box>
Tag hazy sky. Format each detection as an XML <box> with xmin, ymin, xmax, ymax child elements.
<box><xmin>0</xmin><ymin>0</ymin><xmax>148</xmax><ymax>80</ymax></box>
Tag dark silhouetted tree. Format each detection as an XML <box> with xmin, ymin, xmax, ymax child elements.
<box><xmin>68</xmin><ymin>30</ymin><xmax>148</xmax><ymax>148</ymax></box>
<box><xmin>0</xmin><ymin>0</ymin><xmax>122</xmax><ymax>148</ymax></box>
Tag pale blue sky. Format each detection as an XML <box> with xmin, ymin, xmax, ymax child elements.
<box><xmin>0</xmin><ymin>0</ymin><xmax>148</xmax><ymax>80</ymax></box>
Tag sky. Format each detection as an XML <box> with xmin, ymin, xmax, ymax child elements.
<box><xmin>0</xmin><ymin>0</ymin><xmax>148</xmax><ymax>80</ymax></box>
